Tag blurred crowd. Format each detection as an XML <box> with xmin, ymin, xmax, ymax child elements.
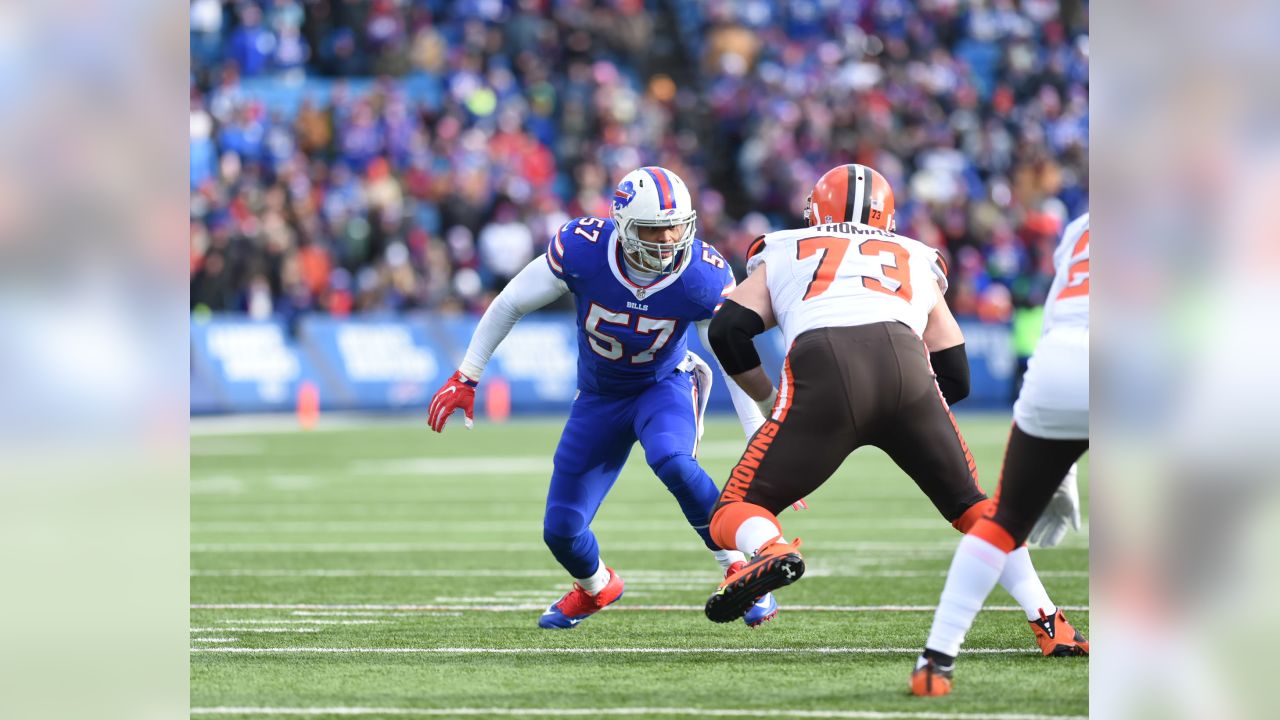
<box><xmin>190</xmin><ymin>0</ymin><xmax>1089</xmax><ymax>324</ymax></box>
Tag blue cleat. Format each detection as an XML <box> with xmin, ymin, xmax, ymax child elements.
<box><xmin>742</xmin><ymin>591</ymin><xmax>779</xmax><ymax>627</ymax></box>
<box><xmin>726</xmin><ymin>561</ymin><xmax>780</xmax><ymax>627</ymax></box>
<box><xmin>537</xmin><ymin>567</ymin><xmax>625</xmax><ymax>629</ymax></box>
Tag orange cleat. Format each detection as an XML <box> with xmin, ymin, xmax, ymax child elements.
<box><xmin>1030</xmin><ymin>608</ymin><xmax>1090</xmax><ymax>656</ymax></box>
<box><xmin>705</xmin><ymin>538</ymin><xmax>804</xmax><ymax>624</ymax></box>
<box><xmin>909</xmin><ymin>657</ymin><xmax>954</xmax><ymax>697</ymax></box>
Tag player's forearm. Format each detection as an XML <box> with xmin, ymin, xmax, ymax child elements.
<box><xmin>697</xmin><ymin>319</ymin><xmax>766</xmax><ymax>436</ymax></box>
<box><xmin>459</xmin><ymin>258</ymin><xmax>568</xmax><ymax>380</ymax></box>
<box><xmin>729</xmin><ymin>367</ymin><xmax>774</xmax><ymax>403</ymax></box>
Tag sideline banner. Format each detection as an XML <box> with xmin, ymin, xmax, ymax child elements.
<box><xmin>191</xmin><ymin>313</ymin><xmax>1012</xmax><ymax>414</ymax></box>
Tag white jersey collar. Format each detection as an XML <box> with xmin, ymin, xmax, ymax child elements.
<box><xmin>606</xmin><ymin>227</ymin><xmax>692</xmax><ymax>300</ymax></box>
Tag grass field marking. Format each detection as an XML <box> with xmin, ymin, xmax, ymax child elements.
<box><xmin>288</xmin><ymin>611</ymin><xmax>453</xmax><ymax>617</ymax></box>
<box><xmin>189</xmin><ymin>646</ymin><xmax>1038</xmax><ymax>656</ymax></box>
<box><xmin>193</xmin><ymin>603</ymin><xmax>1088</xmax><ymax>613</ymax></box>
<box><xmin>218</xmin><ymin>619</ymin><xmax>383</xmax><ymax>625</ymax></box>
<box><xmin>189</xmin><ymin>709</ymin><xmax>1083</xmax><ymax>720</ymax></box>
<box><xmin>190</xmin><ymin>540</ymin><xmax>973</xmax><ymax>553</ymax></box>
<box><xmin>192</xmin><ymin>627</ymin><xmax>321</xmax><ymax>633</ymax></box>
<box><xmin>349</xmin><ymin>457</ymin><xmax>552</xmax><ymax>476</ymax></box>
<box><xmin>190</xmin><ymin>519</ymin><xmax>952</xmax><ymax>532</ymax></box>
<box><xmin>189</xmin><ymin>638</ymin><xmax>239</xmax><ymax>643</ymax></box>
<box><xmin>191</xmin><ymin>568</ymin><xmax>1085</xmax><ymax>579</ymax></box>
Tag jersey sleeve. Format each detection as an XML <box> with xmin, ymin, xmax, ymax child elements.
<box><xmin>927</xmin><ymin>246</ymin><xmax>949</xmax><ymax>295</ymax></box>
<box><xmin>691</xmin><ymin>243</ymin><xmax>736</xmax><ymax>320</ymax></box>
<box><xmin>545</xmin><ymin>221</ymin><xmax>572</xmax><ymax>281</ymax></box>
<box><xmin>744</xmin><ymin>234</ymin><xmax>768</xmax><ymax>275</ymax></box>
<box><xmin>545</xmin><ymin>216</ymin><xmax>610</xmax><ymax>287</ymax></box>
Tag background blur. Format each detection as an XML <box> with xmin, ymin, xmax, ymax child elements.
<box><xmin>189</xmin><ymin>0</ymin><xmax>1090</xmax><ymax>415</ymax></box>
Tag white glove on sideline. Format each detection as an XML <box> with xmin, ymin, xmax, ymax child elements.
<box><xmin>1027</xmin><ymin>463</ymin><xmax>1082</xmax><ymax>548</ymax></box>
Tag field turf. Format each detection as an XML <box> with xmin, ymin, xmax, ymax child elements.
<box><xmin>191</xmin><ymin>413</ymin><xmax>1088</xmax><ymax>719</ymax></box>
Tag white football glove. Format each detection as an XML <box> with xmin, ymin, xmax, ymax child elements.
<box><xmin>1027</xmin><ymin>464</ymin><xmax>1081</xmax><ymax>548</ymax></box>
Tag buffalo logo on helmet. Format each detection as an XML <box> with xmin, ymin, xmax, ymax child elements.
<box><xmin>613</xmin><ymin>180</ymin><xmax>636</xmax><ymax>209</ymax></box>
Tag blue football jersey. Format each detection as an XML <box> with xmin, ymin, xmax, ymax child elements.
<box><xmin>545</xmin><ymin>217</ymin><xmax>736</xmax><ymax>396</ymax></box>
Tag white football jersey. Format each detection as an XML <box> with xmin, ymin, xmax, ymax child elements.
<box><xmin>746</xmin><ymin>222</ymin><xmax>949</xmax><ymax>348</ymax></box>
<box><xmin>1042</xmin><ymin>213</ymin><xmax>1090</xmax><ymax>333</ymax></box>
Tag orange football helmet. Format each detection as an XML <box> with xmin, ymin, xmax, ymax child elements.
<box><xmin>804</xmin><ymin>164</ymin><xmax>896</xmax><ymax>232</ymax></box>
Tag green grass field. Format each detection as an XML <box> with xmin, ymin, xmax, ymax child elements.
<box><xmin>191</xmin><ymin>413</ymin><xmax>1088</xmax><ymax>719</ymax></box>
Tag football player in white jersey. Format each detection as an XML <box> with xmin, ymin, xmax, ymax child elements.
<box><xmin>700</xmin><ymin>164</ymin><xmax>1085</xmax><ymax>660</ymax></box>
<box><xmin>909</xmin><ymin>213</ymin><xmax>1090</xmax><ymax>696</ymax></box>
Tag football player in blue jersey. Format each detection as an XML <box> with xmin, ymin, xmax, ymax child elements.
<box><xmin>427</xmin><ymin>166</ymin><xmax>779</xmax><ymax>628</ymax></box>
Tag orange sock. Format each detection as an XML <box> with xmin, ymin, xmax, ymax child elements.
<box><xmin>710</xmin><ymin>502</ymin><xmax>783</xmax><ymax>556</ymax></box>
<box><xmin>951</xmin><ymin>498</ymin><xmax>995</xmax><ymax>533</ymax></box>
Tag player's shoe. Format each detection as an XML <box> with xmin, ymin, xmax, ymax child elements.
<box><xmin>1030</xmin><ymin>608</ymin><xmax>1090</xmax><ymax>656</ymax></box>
<box><xmin>537</xmin><ymin>567</ymin><xmax>625</xmax><ymax>629</ymax></box>
<box><xmin>909</xmin><ymin>657</ymin><xmax>954</xmax><ymax>697</ymax></box>
<box><xmin>726</xmin><ymin>561</ymin><xmax>779</xmax><ymax>627</ymax></box>
<box><xmin>705</xmin><ymin>538</ymin><xmax>803</xmax><ymax>624</ymax></box>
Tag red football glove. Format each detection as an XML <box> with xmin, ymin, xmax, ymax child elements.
<box><xmin>427</xmin><ymin>370</ymin><xmax>477</xmax><ymax>432</ymax></box>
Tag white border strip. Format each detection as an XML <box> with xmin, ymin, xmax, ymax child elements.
<box><xmin>190</xmin><ymin>707</ymin><xmax>1083</xmax><ymax>719</ymax></box>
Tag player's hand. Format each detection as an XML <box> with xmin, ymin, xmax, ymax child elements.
<box><xmin>427</xmin><ymin>371</ymin><xmax>477</xmax><ymax>432</ymax></box>
<box><xmin>1027</xmin><ymin>464</ymin><xmax>1081</xmax><ymax>548</ymax></box>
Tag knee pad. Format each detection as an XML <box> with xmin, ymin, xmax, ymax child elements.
<box><xmin>651</xmin><ymin>451</ymin><xmax>703</xmax><ymax>489</ymax></box>
<box><xmin>543</xmin><ymin>504</ymin><xmax>589</xmax><ymax>542</ymax></box>
<box><xmin>951</xmin><ymin>497</ymin><xmax>996</xmax><ymax>533</ymax></box>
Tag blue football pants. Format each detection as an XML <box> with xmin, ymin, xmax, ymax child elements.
<box><xmin>542</xmin><ymin>370</ymin><xmax>721</xmax><ymax>578</ymax></box>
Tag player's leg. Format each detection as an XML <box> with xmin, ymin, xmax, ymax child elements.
<box><xmin>634</xmin><ymin>370</ymin><xmax>724</xmax><ymax>552</ymax></box>
<box><xmin>913</xmin><ymin>425</ymin><xmax>1089</xmax><ymax>692</ymax></box>
<box><xmin>877</xmin><ymin>331</ymin><xmax>1069</xmax><ymax>636</ymax></box>
<box><xmin>635</xmin><ymin>370</ymin><xmax>777</xmax><ymax>626</ymax></box>
<box><xmin>705</xmin><ymin>332</ymin><xmax>857</xmax><ymax>622</ymax></box>
<box><xmin>912</xmin><ymin>329</ymin><xmax>1089</xmax><ymax>693</ymax></box>
<box><xmin>538</xmin><ymin>391</ymin><xmax>636</xmax><ymax>629</ymax></box>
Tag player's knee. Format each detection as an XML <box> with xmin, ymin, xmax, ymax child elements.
<box><xmin>951</xmin><ymin>497</ymin><xmax>995</xmax><ymax>533</ymax></box>
<box><xmin>543</xmin><ymin>504</ymin><xmax>589</xmax><ymax>543</ymax></box>
<box><xmin>650</xmin><ymin>450</ymin><xmax>703</xmax><ymax>489</ymax></box>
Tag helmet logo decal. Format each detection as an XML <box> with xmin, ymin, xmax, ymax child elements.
<box><xmin>613</xmin><ymin>180</ymin><xmax>636</xmax><ymax>209</ymax></box>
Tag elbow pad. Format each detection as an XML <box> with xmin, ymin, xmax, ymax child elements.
<box><xmin>708</xmin><ymin>300</ymin><xmax>765</xmax><ymax>376</ymax></box>
<box><xmin>930</xmin><ymin>343</ymin><xmax>970</xmax><ymax>405</ymax></box>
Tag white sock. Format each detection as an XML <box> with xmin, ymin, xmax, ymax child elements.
<box><xmin>998</xmin><ymin>546</ymin><xmax>1057</xmax><ymax>621</ymax></box>
<box><xmin>713</xmin><ymin>548</ymin><xmax>747</xmax><ymax>570</ymax></box>
<box><xmin>574</xmin><ymin>560</ymin><xmax>612</xmax><ymax>595</ymax></box>
<box><xmin>736</xmin><ymin>516</ymin><xmax>786</xmax><ymax>556</ymax></box>
<box><xmin>925</xmin><ymin>534</ymin><xmax>1008</xmax><ymax>657</ymax></box>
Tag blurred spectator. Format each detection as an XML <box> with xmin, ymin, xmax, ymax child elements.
<box><xmin>190</xmin><ymin>0</ymin><xmax>1088</xmax><ymax>322</ymax></box>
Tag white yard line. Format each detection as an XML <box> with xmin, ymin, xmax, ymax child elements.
<box><xmin>193</xmin><ymin>603</ymin><xmax>1088</xmax><ymax>613</ymax></box>
<box><xmin>189</xmin><ymin>519</ymin><xmax>957</xmax><ymax>532</ymax></box>
<box><xmin>191</xmin><ymin>568</ymin><xmax>1086</xmax><ymax>579</ymax></box>
<box><xmin>189</xmin><ymin>708</ymin><xmax>1083</xmax><ymax>720</ymax></box>
<box><xmin>191</xmin><ymin>646</ymin><xmax>1035</xmax><ymax>656</ymax></box>
<box><xmin>190</xmin><ymin>541</ymin><xmax>972</xmax><ymax>553</ymax></box>
<box><xmin>290</xmin><ymin>611</ymin><xmax>448</xmax><ymax>617</ymax></box>
<box><xmin>218</xmin><ymin>619</ymin><xmax>382</xmax><ymax>625</ymax></box>
<box><xmin>349</xmin><ymin>458</ymin><xmax>552</xmax><ymax>476</ymax></box>
<box><xmin>191</xmin><ymin>627</ymin><xmax>321</xmax><ymax>633</ymax></box>
<box><xmin>190</xmin><ymin>638</ymin><xmax>240</xmax><ymax>643</ymax></box>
